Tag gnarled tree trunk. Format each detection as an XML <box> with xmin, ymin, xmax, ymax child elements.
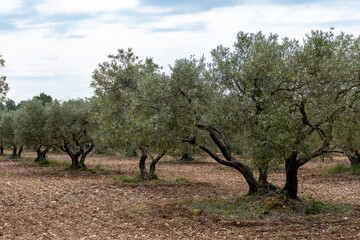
<box><xmin>258</xmin><ymin>164</ymin><xmax>269</xmax><ymax>186</ymax></box>
<box><xmin>58</xmin><ymin>137</ymin><xmax>94</xmax><ymax>170</ymax></box>
<box><xmin>139</xmin><ymin>147</ymin><xmax>148</xmax><ymax>179</ymax></box>
<box><xmin>79</xmin><ymin>142</ymin><xmax>94</xmax><ymax>168</ymax></box>
<box><xmin>12</xmin><ymin>146</ymin><xmax>17</xmax><ymax>159</ymax></box>
<box><xmin>34</xmin><ymin>145</ymin><xmax>52</xmax><ymax>162</ymax></box>
<box><xmin>184</xmin><ymin>125</ymin><xmax>264</xmax><ymax>195</ymax></box>
<box><xmin>138</xmin><ymin>147</ymin><xmax>167</xmax><ymax>180</ymax></box>
<box><xmin>0</xmin><ymin>141</ymin><xmax>4</xmax><ymax>155</ymax></box>
<box><xmin>282</xmin><ymin>152</ymin><xmax>300</xmax><ymax>199</ymax></box>
<box><xmin>17</xmin><ymin>146</ymin><xmax>23</xmax><ymax>158</ymax></box>
<box><xmin>346</xmin><ymin>151</ymin><xmax>360</xmax><ymax>166</ymax></box>
<box><xmin>70</xmin><ymin>153</ymin><xmax>81</xmax><ymax>169</ymax></box>
<box><xmin>149</xmin><ymin>150</ymin><xmax>167</xmax><ymax>179</ymax></box>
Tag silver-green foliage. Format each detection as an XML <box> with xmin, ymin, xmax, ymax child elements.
<box><xmin>91</xmin><ymin>48</ymin><xmax>177</xmax><ymax>154</ymax></box>
<box><xmin>14</xmin><ymin>99</ymin><xmax>51</xmax><ymax>149</ymax></box>
<box><xmin>0</xmin><ymin>111</ymin><xmax>17</xmax><ymax>148</ymax></box>
<box><xmin>0</xmin><ymin>54</ymin><xmax>8</xmax><ymax>101</ymax></box>
<box><xmin>46</xmin><ymin>99</ymin><xmax>94</xmax><ymax>168</ymax></box>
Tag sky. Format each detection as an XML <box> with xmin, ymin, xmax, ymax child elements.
<box><xmin>1</xmin><ymin>0</ymin><xmax>360</xmax><ymax>103</ymax></box>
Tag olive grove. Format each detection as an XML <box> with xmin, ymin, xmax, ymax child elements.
<box><xmin>90</xmin><ymin>30</ymin><xmax>360</xmax><ymax>199</ymax></box>
<box><xmin>0</xmin><ymin>31</ymin><xmax>359</xmax><ymax>200</ymax></box>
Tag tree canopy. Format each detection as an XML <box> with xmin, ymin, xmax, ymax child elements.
<box><xmin>0</xmin><ymin>30</ymin><xmax>359</xmax><ymax>200</ymax></box>
<box><xmin>0</xmin><ymin>54</ymin><xmax>8</xmax><ymax>101</ymax></box>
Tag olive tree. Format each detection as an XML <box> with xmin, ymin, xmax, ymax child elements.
<box><xmin>269</xmin><ymin>30</ymin><xmax>359</xmax><ymax>198</ymax></box>
<box><xmin>175</xmin><ymin>30</ymin><xmax>357</xmax><ymax>199</ymax></box>
<box><xmin>0</xmin><ymin>53</ymin><xmax>8</xmax><ymax>101</ymax></box>
<box><xmin>175</xmin><ymin>32</ymin><xmax>294</xmax><ymax>195</ymax></box>
<box><xmin>33</xmin><ymin>93</ymin><xmax>53</xmax><ymax>106</ymax></box>
<box><xmin>14</xmin><ymin>99</ymin><xmax>53</xmax><ymax>162</ymax></box>
<box><xmin>332</xmin><ymin>34</ymin><xmax>360</xmax><ymax>166</ymax></box>
<box><xmin>0</xmin><ymin>111</ymin><xmax>22</xmax><ymax>158</ymax></box>
<box><xmin>46</xmin><ymin>99</ymin><xmax>94</xmax><ymax>169</ymax></box>
<box><xmin>0</xmin><ymin>53</ymin><xmax>9</xmax><ymax>154</ymax></box>
<box><xmin>92</xmin><ymin>49</ymin><xmax>177</xmax><ymax>179</ymax></box>
<box><xmin>209</xmin><ymin>32</ymin><xmax>296</xmax><ymax>187</ymax></box>
<box><xmin>334</xmin><ymin>102</ymin><xmax>360</xmax><ymax>166</ymax></box>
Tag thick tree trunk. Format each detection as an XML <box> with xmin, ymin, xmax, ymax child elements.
<box><xmin>17</xmin><ymin>146</ymin><xmax>23</xmax><ymax>158</ymax></box>
<box><xmin>139</xmin><ymin>147</ymin><xmax>148</xmax><ymax>179</ymax></box>
<box><xmin>184</xmin><ymin>125</ymin><xmax>263</xmax><ymax>195</ymax></box>
<box><xmin>34</xmin><ymin>146</ymin><xmax>51</xmax><ymax>162</ymax></box>
<box><xmin>256</xmin><ymin>163</ymin><xmax>281</xmax><ymax>194</ymax></box>
<box><xmin>258</xmin><ymin>164</ymin><xmax>269</xmax><ymax>186</ymax></box>
<box><xmin>138</xmin><ymin>147</ymin><xmax>166</xmax><ymax>180</ymax></box>
<box><xmin>149</xmin><ymin>151</ymin><xmax>167</xmax><ymax>179</ymax></box>
<box><xmin>58</xmin><ymin>136</ymin><xmax>92</xmax><ymax>170</ymax></box>
<box><xmin>282</xmin><ymin>152</ymin><xmax>300</xmax><ymax>199</ymax></box>
<box><xmin>347</xmin><ymin>152</ymin><xmax>360</xmax><ymax>166</ymax></box>
<box><xmin>232</xmin><ymin>163</ymin><xmax>259</xmax><ymax>195</ymax></box>
<box><xmin>70</xmin><ymin>154</ymin><xmax>81</xmax><ymax>169</ymax></box>
<box><xmin>12</xmin><ymin>147</ymin><xmax>17</xmax><ymax>159</ymax></box>
<box><xmin>79</xmin><ymin>143</ymin><xmax>94</xmax><ymax>169</ymax></box>
<box><xmin>0</xmin><ymin>141</ymin><xmax>4</xmax><ymax>155</ymax></box>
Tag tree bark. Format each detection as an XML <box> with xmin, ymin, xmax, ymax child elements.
<box><xmin>149</xmin><ymin>151</ymin><xmax>167</xmax><ymax>179</ymax></box>
<box><xmin>346</xmin><ymin>151</ymin><xmax>360</xmax><ymax>166</ymax></box>
<box><xmin>282</xmin><ymin>152</ymin><xmax>300</xmax><ymax>199</ymax></box>
<box><xmin>258</xmin><ymin>164</ymin><xmax>269</xmax><ymax>186</ymax></box>
<box><xmin>69</xmin><ymin>153</ymin><xmax>81</xmax><ymax>169</ymax></box>
<box><xmin>12</xmin><ymin>147</ymin><xmax>17</xmax><ymax>159</ymax></box>
<box><xmin>58</xmin><ymin>136</ymin><xmax>93</xmax><ymax>170</ymax></box>
<box><xmin>0</xmin><ymin>141</ymin><xmax>4</xmax><ymax>155</ymax></box>
<box><xmin>139</xmin><ymin>147</ymin><xmax>148</xmax><ymax>179</ymax></box>
<box><xmin>34</xmin><ymin>146</ymin><xmax>51</xmax><ymax>162</ymax></box>
<box><xmin>17</xmin><ymin>145</ymin><xmax>23</xmax><ymax>158</ymax></box>
<box><xmin>184</xmin><ymin>125</ymin><xmax>261</xmax><ymax>195</ymax></box>
<box><xmin>232</xmin><ymin>162</ymin><xmax>259</xmax><ymax>195</ymax></box>
<box><xmin>79</xmin><ymin>142</ymin><xmax>94</xmax><ymax>168</ymax></box>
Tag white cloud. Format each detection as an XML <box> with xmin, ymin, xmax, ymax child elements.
<box><xmin>0</xmin><ymin>0</ymin><xmax>22</xmax><ymax>13</ymax></box>
<box><xmin>36</xmin><ymin>0</ymin><xmax>138</xmax><ymax>14</ymax></box>
<box><xmin>3</xmin><ymin>0</ymin><xmax>360</xmax><ymax>103</ymax></box>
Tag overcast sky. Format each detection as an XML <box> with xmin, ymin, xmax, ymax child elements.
<box><xmin>1</xmin><ymin>0</ymin><xmax>360</xmax><ymax>103</ymax></box>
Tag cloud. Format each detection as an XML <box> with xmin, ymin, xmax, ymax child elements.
<box><xmin>3</xmin><ymin>0</ymin><xmax>360</xmax><ymax>103</ymax></box>
<box><xmin>139</xmin><ymin>0</ymin><xmax>241</xmax><ymax>13</ymax></box>
<box><xmin>36</xmin><ymin>0</ymin><xmax>138</xmax><ymax>14</ymax></box>
<box><xmin>0</xmin><ymin>0</ymin><xmax>22</xmax><ymax>13</ymax></box>
<box><xmin>151</xmin><ymin>22</ymin><xmax>207</xmax><ymax>32</ymax></box>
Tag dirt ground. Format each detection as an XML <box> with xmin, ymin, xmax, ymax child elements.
<box><xmin>0</xmin><ymin>151</ymin><xmax>360</xmax><ymax>240</ymax></box>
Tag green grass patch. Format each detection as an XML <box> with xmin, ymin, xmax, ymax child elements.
<box><xmin>181</xmin><ymin>194</ymin><xmax>350</xmax><ymax>220</ymax></box>
<box><xmin>18</xmin><ymin>157</ymin><xmax>70</xmax><ymax>167</ymax></box>
<box><xmin>175</xmin><ymin>177</ymin><xmax>191</xmax><ymax>183</ymax></box>
<box><xmin>327</xmin><ymin>163</ymin><xmax>350</xmax><ymax>174</ymax></box>
<box><xmin>42</xmin><ymin>159</ymin><xmax>70</xmax><ymax>166</ymax></box>
<box><xmin>19</xmin><ymin>159</ymin><xmax>33</xmax><ymax>165</ymax></box>
<box><xmin>350</xmin><ymin>164</ymin><xmax>360</xmax><ymax>175</ymax></box>
<box><xmin>327</xmin><ymin>163</ymin><xmax>360</xmax><ymax>175</ymax></box>
<box><xmin>38</xmin><ymin>158</ymin><xmax>51</xmax><ymax>165</ymax></box>
<box><xmin>303</xmin><ymin>198</ymin><xmax>348</xmax><ymax>215</ymax></box>
<box><xmin>115</xmin><ymin>176</ymin><xmax>143</xmax><ymax>183</ymax></box>
<box><xmin>89</xmin><ymin>163</ymin><xmax>109</xmax><ymax>174</ymax></box>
